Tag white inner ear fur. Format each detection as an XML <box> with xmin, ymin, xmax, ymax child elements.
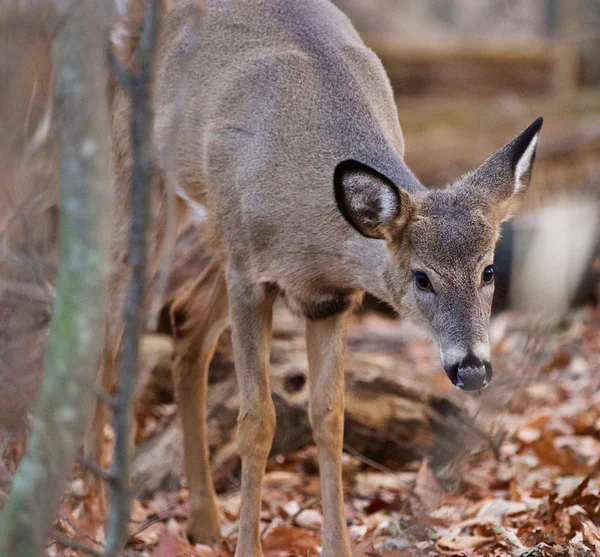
<box><xmin>514</xmin><ymin>133</ymin><xmax>538</xmax><ymax>193</ymax></box>
<box><xmin>347</xmin><ymin>172</ymin><xmax>398</xmax><ymax>226</ymax></box>
<box><xmin>377</xmin><ymin>187</ymin><xmax>400</xmax><ymax>222</ymax></box>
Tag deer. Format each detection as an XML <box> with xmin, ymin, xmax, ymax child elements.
<box><xmin>108</xmin><ymin>1</ymin><xmax>543</xmax><ymax>556</ymax></box>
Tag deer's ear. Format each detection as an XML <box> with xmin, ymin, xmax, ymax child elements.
<box><xmin>510</xmin><ymin>117</ymin><xmax>543</xmax><ymax>196</ymax></box>
<box><xmin>466</xmin><ymin>118</ymin><xmax>543</xmax><ymax>221</ymax></box>
<box><xmin>334</xmin><ymin>160</ymin><xmax>414</xmax><ymax>240</ymax></box>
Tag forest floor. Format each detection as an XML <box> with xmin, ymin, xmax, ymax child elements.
<box><xmin>2</xmin><ymin>305</ymin><xmax>599</xmax><ymax>557</ymax></box>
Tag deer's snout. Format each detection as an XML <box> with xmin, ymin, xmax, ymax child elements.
<box><xmin>446</xmin><ymin>354</ymin><xmax>492</xmax><ymax>391</ymax></box>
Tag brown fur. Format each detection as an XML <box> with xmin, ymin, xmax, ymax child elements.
<box><xmin>107</xmin><ymin>1</ymin><xmax>542</xmax><ymax>555</ymax></box>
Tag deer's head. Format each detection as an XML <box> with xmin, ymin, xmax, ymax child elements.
<box><xmin>335</xmin><ymin>118</ymin><xmax>542</xmax><ymax>390</ymax></box>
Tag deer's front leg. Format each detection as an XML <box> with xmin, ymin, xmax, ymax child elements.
<box><xmin>306</xmin><ymin>313</ymin><xmax>352</xmax><ymax>557</ymax></box>
<box><xmin>228</xmin><ymin>271</ymin><xmax>277</xmax><ymax>557</ymax></box>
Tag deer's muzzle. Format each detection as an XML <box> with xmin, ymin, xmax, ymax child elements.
<box><xmin>446</xmin><ymin>354</ymin><xmax>492</xmax><ymax>391</ymax></box>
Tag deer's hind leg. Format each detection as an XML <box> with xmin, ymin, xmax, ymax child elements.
<box><xmin>170</xmin><ymin>257</ymin><xmax>229</xmax><ymax>545</ymax></box>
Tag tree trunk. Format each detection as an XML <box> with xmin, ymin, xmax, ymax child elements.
<box><xmin>0</xmin><ymin>2</ymin><xmax>112</xmax><ymax>555</ymax></box>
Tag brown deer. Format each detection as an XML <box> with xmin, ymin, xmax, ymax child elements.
<box><xmin>109</xmin><ymin>1</ymin><xmax>542</xmax><ymax>555</ymax></box>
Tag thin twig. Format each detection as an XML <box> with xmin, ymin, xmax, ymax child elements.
<box><xmin>49</xmin><ymin>532</ymin><xmax>104</xmax><ymax>557</ymax></box>
<box><xmin>77</xmin><ymin>457</ymin><xmax>116</xmax><ymax>483</ymax></box>
<box><xmin>129</xmin><ymin>515</ymin><xmax>165</xmax><ymax>538</ymax></box>
<box><xmin>104</xmin><ymin>1</ymin><xmax>160</xmax><ymax>555</ymax></box>
<box><xmin>58</xmin><ymin>516</ymin><xmax>106</xmax><ymax>549</ymax></box>
<box><xmin>107</xmin><ymin>48</ymin><xmax>136</xmax><ymax>91</ymax></box>
<box><xmin>290</xmin><ymin>497</ymin><xmax>321</xmax><ymax>526</ymax></box>
<box><xmin>343</xmin><ymin>443</ymin><xmax>396</xmax><ymax>475</ymax></box>
<box><xmin>92</xmin><ymin>385</ymin><xmax>117</xmax><ymax>409</ymax></box>
<box><xmin>128</xmin><ymin>507</ymin><xmax>180</xmax><ymax>539</ymax></box>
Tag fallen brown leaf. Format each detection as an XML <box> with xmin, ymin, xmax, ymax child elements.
<box><xmin>436</xmin><ymin>534</ymin><xmax>494</xmax><ymax>554</ymax></box>
<box><xmin>262</xmin><ymin>526</ymin><xmax>322</xmax><ymax>555</ymax></box>
<box><xmin>151</xmin><ymin>532</ymin><xmax>200</xmax><ymax>557</ymax></box>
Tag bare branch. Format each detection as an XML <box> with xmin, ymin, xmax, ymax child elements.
<box><xmin>104</xmin><ymin>1</ymin><xmax>161</xmax><ymax>555</ymax></box>
<box><xmin>343</xmin><ymin>443</ymin><xmax>396</xmax><ymax>475</ymax></box>
<box><xmin>77</xmin><ymin>457</ymin><xmax>116</xmax><ymax>484</ymax></box>
<box><xmin>92</xmin><ymin>385</ymin><xmax>118</xmax><ymax>410</ymax></box>
<box><xmin>107</xmin><ymin>48</ymin><xmax>136</xmax><ymax>91</ymax></box>
<box><xmin>57</xmin><ymin>516</ymin><xmax>106</xmax><ymax>550</ymax></box>
<box><xmin>49</xmin><ymin>531</ymin><xmax>104</xmax><ymax>557</ymax></box>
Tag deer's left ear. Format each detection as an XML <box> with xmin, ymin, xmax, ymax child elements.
<box><xmin>510</xmin><ymin>117</ymin><xmax>543</xmax><ymax>195</ymax></box>
<box><xmin>465</xmin><ymin>117</ymin><xmax>543</xmax><ymax>221</ymax></box>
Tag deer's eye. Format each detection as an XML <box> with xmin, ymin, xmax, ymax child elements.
<box><xmin>415</xmin><ymin>271</ymin><xmax>433</xmax><ymax>292</ymax></box>
<box><xmin>482</xmin><ymin>265</ymin><xmax>495</xmax><ymax>285</ymax></box>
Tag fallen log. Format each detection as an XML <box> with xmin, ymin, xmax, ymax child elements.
<box><xmin>132</xmin><ymin>317</ymin><xmax>470</xmax><ymax>495</ymax></box>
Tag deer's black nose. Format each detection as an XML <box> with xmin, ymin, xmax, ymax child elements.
<box><xmin>447</xmin><ymin>354</ymin><xmax>492</xmax><ymax>391</ymax></box>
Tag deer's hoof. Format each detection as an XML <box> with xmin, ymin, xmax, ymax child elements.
<box><xmin>187</xmin><ymin>509</ymin><xmax>222</xmax><ymax>547</ymax></box>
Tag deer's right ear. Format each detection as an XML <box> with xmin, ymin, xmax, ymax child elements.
<box><xmin>334</xmin><ymin>160</ymin><xmax>413</xmax><ymax>240</ymax></box>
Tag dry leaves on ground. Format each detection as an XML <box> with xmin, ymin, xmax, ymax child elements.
<box><xmin>2</xmin><ymin>306</ymin><xmax>598</xmax><ymax>557</ymax></box>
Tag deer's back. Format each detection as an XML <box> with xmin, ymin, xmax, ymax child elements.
<box><xmin>154</xmin><ymin>0</ymin><xmax>417</xmax><ymax>292</ymax></box>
